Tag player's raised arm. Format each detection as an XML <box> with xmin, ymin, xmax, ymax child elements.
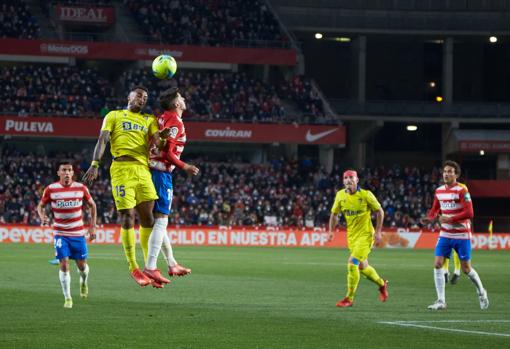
<box><xmin>83</xmin><ymin>130</ymin><xmax>110</xmax><ymax>185</ymax></box>
<box><xmin>156</xmin><ymin>121</ymin><xmax>199</xmax><ymax>176</ymax></box>
<box><xmin>167</xmin><ymin>141</ymin><xmax>199</xmax><ymax>176</ymax></box>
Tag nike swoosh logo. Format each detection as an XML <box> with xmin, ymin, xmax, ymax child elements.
<box><xmin>305</xmin><ymin>128</ymin><xmax>338</xmax><ymax>142</ymax></box>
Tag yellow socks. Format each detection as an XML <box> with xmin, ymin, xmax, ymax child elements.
<box><xmin>360</xmin><ymin>265</ymin><xmax>385</xmax><ymax>287</ymax></box>
<box><xmin>453</xmin><ymin>251</ymin><xmax>461</xmax><ymax>273</ymax></box>
<box><xmin>121</xmin><ymin>228</ymin><xmax>138</xmax><ymax>272</ymax></box>
<box><xmin>346</xmin><ymin>263</ymin><xmax>360</xmax><ymax>301</ymax></box>
<box><xmin>139</xmin><ymin>226</ymin><xmax>152</xmax><ymax>264</ymax></box>
<box><xmin>443</xmin><ymin>258</ymin><xmax>450</xmax><ymax>272</ymax></box>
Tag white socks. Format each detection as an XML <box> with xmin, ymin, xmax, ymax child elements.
<box><xmin>434</xmin><ymin>268</ymin><xmax>445</xmax><ymax>302</ymax></box>
<box><xmin>146</xmin><ymin>218</ymin><xmax>168</xmax><ymax>270</ymax></box>
<box><xmin>467</xmin><ymin>268</ymin><xmax>485</xmax><ymax>295</ymax></box>
<box><xmin>59</xmin><ymin>270</ymin><xmax>71</xmax><ymax>299</ymax></box>
<box><xmin>161</xmin><ymin>230</ymin><xmax>177</xmax><ymax>267</ymax></box>
<box><xmin>79</xmin><ymin>264</ymin><xmax>89</xmax><ymax>285</ymax></box>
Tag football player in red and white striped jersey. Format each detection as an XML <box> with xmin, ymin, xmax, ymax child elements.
<box><xmin>145</xmin><ymin>88</ymin><xmax>198</xmax><ymax>282</ymax></box>
<box><xmin>421</xmin><ymin>160</ymin><xmax>488</xmax><ymax>310</ymax></box>
<box><xmin>37</xmin><ymin>162</ymin><xmax>97</xmax><ymax>309</ymax></box>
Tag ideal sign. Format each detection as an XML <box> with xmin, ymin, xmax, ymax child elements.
<box><xmin>55</xmin><ymin>5</ymin><xmax>116</xmax><ymax>25</ymax></box>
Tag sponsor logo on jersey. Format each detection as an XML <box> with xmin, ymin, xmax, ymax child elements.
<box><xmin>122</xmin><ymin>121</ymin><xmax>148</xmax><ymax>133</ymax></box>
<box><xmin>343</xmin><ymin>209</ymin><xmax>364</xmax><ymax>216</ymax></box>
<box><xmin>440</xmin><ymin>201</ymin><xmax>458</xmax><ymax>210</ymax></box>
<box><xmin>55</xmin><ymin>199</ymin><xmax>82</xmax><ymax>208</ymax></box>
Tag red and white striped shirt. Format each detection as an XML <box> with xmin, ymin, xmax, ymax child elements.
<box><xmin>41</xmin><ymin>181</ymin><xmax>92</xmax><ymax>237</ymax></box>
<box><xmin>427</xmin><ymin>182</ymin><xmax>474</xmax><ymax>240</ymax></box>
<box><xmin>149</xmin><ymin>110</ymin><xmax>186</xmax><ymax>173</ymax></box>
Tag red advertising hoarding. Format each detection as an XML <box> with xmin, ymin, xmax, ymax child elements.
<box><xmin>0</xmin><ymin>116</ymin><xmax>346</xmax><ymax>145</ymax></box>
<box><xmin>0</xmin><ymin>39</ymin><xmax>296</xmax><ymax>66</ymax></box>
<box><xmin>1</xmin><ymin>225</ymin><xmax>509</xmax><ymax>250</ymax></box>
<box><xmin>55</xmin><ymin>5</ymin><xmax>116</xmax><ymax>25</ymax></box>
<box><xmin>186</xmin><ymin>122</ymin><xmax>346</xmax><ymax>145</ymax></box>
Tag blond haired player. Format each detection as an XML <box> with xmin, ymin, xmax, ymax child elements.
<box><xmin>328</xmin><ymin>170</ymin><xmax>388</xmax><ymax>307</ymax></box>
<box><xmin>83</xmin><ymin>86</ymin><xmax>170</xmax><ymax>287</ymax></box>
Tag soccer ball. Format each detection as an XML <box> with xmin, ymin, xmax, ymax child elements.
<box><xmin>152</xmin><ymin>55</ymin><xmax>177</xmax><ymax>79</ymax></box>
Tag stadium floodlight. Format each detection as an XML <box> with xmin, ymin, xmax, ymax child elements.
<box><xmin>489</xmin><ymin>36</ymin><xmax>498</xmax><ymax>43</ymax></box>
<box><xmin>315</xmin><ymin>33</ymin><xmax>323</xmax><ymax>39</ymax></box>
<box><xmin>406</xmin><ymin>125</ymin><xmax>418</xmax><ymax>132</ymax></box>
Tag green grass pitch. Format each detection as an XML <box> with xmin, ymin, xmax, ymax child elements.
<box><xmin>1</xmin><ymin>244</ymin><xmax>509</xmax><ymax>348</ymax></box>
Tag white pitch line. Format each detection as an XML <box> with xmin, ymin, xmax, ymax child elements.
<box><xmin>390</xmin><ymin>320</ymin><xmax>510</xmax><ymax>323</ymax></box>
<box><xmin>379</xmin><ymin>321</ymin><xmax>510</xmax><ymax>337</ymax></box>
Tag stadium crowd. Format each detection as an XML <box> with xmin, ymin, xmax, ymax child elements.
<box><xmin>0</xmin><ymin>1</ymin><xmax>40</xmax><ymax>39</ymax></box>
<box><xmin>120</xmin><ymin>69</ymin><xmax>289</xmax><ymax>122</ymax></box>
<box><xmin>1</xmin><ymin>147</ymin><xmax>440</xmax><ymax>229</ymax></box>
<box><xmin>2</xmin><ymin>63</ymin><xmax>325</xmax><ymax>122</ymax></box>
<box><xmin>124</xmin><ymin>0</ymin><xmax>286</xmax><ymax>47</ymax></box>
<box><xmin>119</xmin><ymin>70</ymin><xmax>326</xmax><ymax>122</ymax></box>
<box><xmin>0</xmin><ymin>65</ymin><xmax>114</xmax><ymax>117</ymax></box>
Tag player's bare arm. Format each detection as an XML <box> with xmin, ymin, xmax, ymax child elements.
<box><xmin>87</xmin><ymin>197</ymin><xmax>97</xmax><ymax>241</ymax></box>
<box><xmin>328</xmin><ymin>213</ymin><xmax>339</xmax><ymax>241</ymax></box>
<box><xmin>420</xmin><ymin>216</ymin><xmax>433</xmax><ymax>224</ymax></box>
<box><xmin>438</xmin><ymin>215</ymin><xmax>452</xmax><ymax>224</ymax></box>
<box><xmin>83</xmin><ymin>130</ymin><xmax>110</xmax><ymax>185</ymax></box>
<box><xmin>183</xmin><ymin>163</ymin><xmax>200</xmax><ymax>176</ymax></box>
<box><xmin>421</xmin><ymin>196</ymin><xmax>440</xmax><ymax>225</ymax></box>
<box><xmin>36</xmin><ymin>201</ymin><xmax>50</xmax><ymax>226</ymax></box>
<box><xmin>374</xmin><ymin>208</ymin><xmax>384</xmax><ymax>246</ymax></box>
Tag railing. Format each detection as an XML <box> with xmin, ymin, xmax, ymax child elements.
<box><xmin>125</xmin><ymin>34</ymin><xmax>293</xmax><ymax>49</ymax></box>
<box><xmin>331</xmin><ymin>99</ymin><xmax>510</xmax><ymax>118</ymax></box>
<box><xmin>50</xmin><ymin>0</ymin><xmax>113</xmax><ymax>5</ymax></box>
<box><xmin>52</xmin><ymin>32</ymin><xmax>292</xmax><ymax>48</ymax></box>
<box><xmin>8</xmin><ymin>99</ymin><xmax>510</xmax><ymax>122</ymax></box>
<box><xmin>59</xmin><ymin>31</ymin><xmax>115</xmax><ymax>42</ymax></box>
<box><xmin>280</xmin><ymin>7</ymin><xmax>510</xmax><ymax>33</ymax></box>
<box><xmin>0</xmin><ymin>111</ymin><xmax>324</xmax><ymax>125</ymax></box>
<box><xmin>273</xmin><ymin>0</ymin><xmax>510</xmax><ymax>11</ymax></box>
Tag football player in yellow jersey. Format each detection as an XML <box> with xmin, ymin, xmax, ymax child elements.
<box><xmin>328</xmin><ymin>170</ymin><xmax>389</xmax><ymax>307</ymax></box>
<box><xmin>83</xmin><ymin>86</ymin><xmax>170</xmax><ymax>287</ymax></box>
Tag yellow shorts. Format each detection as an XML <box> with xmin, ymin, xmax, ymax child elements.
<box><xmin>110</xmin><ymin>161</ymin><xmax>158</xmax><ymax>210</ymax></box>
<box><xmin>348</xmin><ymin>233</ymin><xmax>374</xmax><ymax>262</ymax></box>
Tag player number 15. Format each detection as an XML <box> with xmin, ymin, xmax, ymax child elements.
<box><xmin>115</xmin><ymin>185</ymin><xmax>126</xmax><ymax>197</ymax></box>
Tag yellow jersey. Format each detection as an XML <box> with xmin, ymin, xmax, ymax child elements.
<box><xmin>101</xmin><ymin>109</ymin><xmax>159</xmax><ymax>166</ymax></box>
<box><xmin>331</xmin><ymin>188</ymin><xmax>381</xmax><ymax>240</ymax></box>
